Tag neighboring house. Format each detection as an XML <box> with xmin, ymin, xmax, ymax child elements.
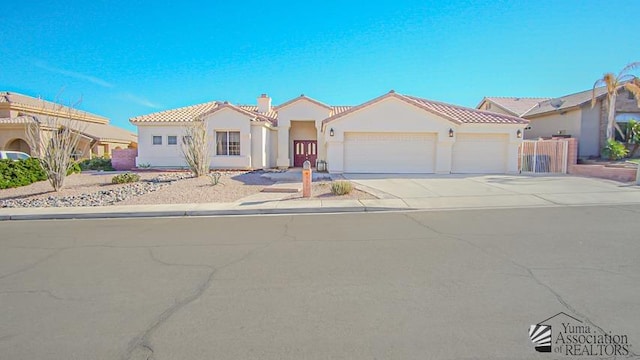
<box><xmin>131</xmin><ymin>91</ymin><xmax>528</xmax><ymax>174</ymax></box>
<box><xmin>0</xmin><ymin>92</ymin><xmax>137</xmax><ymax>158</ymax></box>
<box><xmin>477</xmin><ymin>86</ymin><xmax>640</xmax><ymax>158</ymax></box>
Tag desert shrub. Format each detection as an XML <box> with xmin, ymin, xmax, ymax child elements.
<box><xmin>79</xmin><ymin>156</ymin><xmax>115</xmax><ymax>171</ymax></box>
<box><xmin>602</xmin><ymin>139</ymin><xmax>629</xmax><ymax>160</ymax></box>
<box><xmin>111</xmin><ymin>173</ymin><xmax>140</xmax><ymax>184</ymax></box>
<box><xmin>208</xmin><ymin>172</ymin><xmax>222</xmax><ymax>186</ymax></box>
<box><xmin>66</xmin><ymin>162</ymin><xmax>82</xmax><ymax>175</ymax></box>
<box><xmin>0</xmin><ymin>158</ymin><xmax>47</xmax><ymax>189</ymax></box>
<box><xmin>330</xmin><ymin>180</ymin><xmax>353</xmax><ymax>195</ymax></box>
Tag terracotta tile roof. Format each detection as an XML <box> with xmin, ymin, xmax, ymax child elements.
<box><xmin>481</xmin><ymin>86</ymin><xmax>610</xmax><ymax>118</ymax></box>
<box><xmin>524</xmin><ymin>86</ymin><xmax>608</xmax><ymax>117</ymax></box>
<box><xmin>237</xmin><ymin>105</ymin><xmax>279</xmax><ymax>120</ymax></box>
<box><xmin>130</xmin><ymin>101</ymin><xmax>277</xmax><ymax>125</ymax></box>
<box><xmin>322</xmin><ymin>92</ymin><xmax>528</xmax><ymax>126</ymax></box>
<box><xmin>482</xmin><ymin>97</ymin><xmax>549</xmax><ymax>116</ymax></box>
<box><xmin>0</xmin><ymin>116</ymin><xmax>137</xmax><ymax>143</ymax></box>
<box><xmin>0</xmin><ymin>115</ymin><xmax>38</xmax><ymax>124</ymax></box>
<box><xmin>0</xmin><ymin>91</ymin><xmax>109</xmax><ymax>124</ymax></box>
<box><xmin>129</xmin><ymin>101</ymin><xmax>220</xmax><ymax>123</ymax></box>
<box><xmin>404</xmin><ymin>95</ymin><xmax>529</xmax><ymax>124</ymax></box>
<box><xmin>331</xmin><ymin>106</ymin><xmax>352</xmax><ymax>116</ymax></box>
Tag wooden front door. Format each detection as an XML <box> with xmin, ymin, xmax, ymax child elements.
<box><xmin>293</xmin><ymin>140</ymin><xmax>317</xmax><ymax>167</ymax></box>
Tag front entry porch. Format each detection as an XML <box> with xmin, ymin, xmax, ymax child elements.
<box><xmin>277</xmin><ymin>120</ymin><xmax>323</xmax><ymax>168</ymax></box>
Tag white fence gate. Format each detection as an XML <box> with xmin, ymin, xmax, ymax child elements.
<box><xmin>519</xmin><ymin>139</ymin><xmax>569</xmax><ymax>174</ymax></box>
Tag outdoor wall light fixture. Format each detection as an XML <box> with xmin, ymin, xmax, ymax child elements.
<box><xmin>448</xmin><ymin>128</ymin><xmax>454</xmax><ymax>137</ymax></box>
<box><xmin>516</xmin><ymin>129</ymin><xmax>522</xmax><ymax>138</ymax></box>
<box><xmin>329</xmin><ymin>128</ymin><xmax>335</xmax><ymax>137</ymax></box>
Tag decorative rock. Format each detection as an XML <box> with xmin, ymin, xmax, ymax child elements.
<box><xmin>0</xmin><ymin>173</ymin><xmax>190</xmax><ymax>208</ymax></box>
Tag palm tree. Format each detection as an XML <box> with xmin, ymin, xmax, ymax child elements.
<box><xmin>592</xmin><ymin>62</ymin><xmax>640</xmax><ymax>141</ymax></box>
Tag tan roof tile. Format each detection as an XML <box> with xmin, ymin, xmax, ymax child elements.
<box><xmin>0</xmin><ymin>91</ymin><xmax>109</xmax><ymax>124</ymax></box>
<box><xmin>130</xmin><ymin>101</ymin><xmax>277</xmax><ymax>125</ymax></box>
<box><xmin>482</xmin><ymin>97</ymin><xmax>549</xmax><ymax>116</ymax></box>
<box><xmin>130</xmin><ymin>101</ymin><xmax>220</xmax><ymax>123</ymax></box>
<box><xmin>322</xmin><ymin>92</ymin><xmax>528</xmax><ymax>126</ymax></box>
<box><xmin>405</xmin><ymin>95</ymin><xmax>529</xmax><ymax>124</ymax></box>
<box><xmin>0</xmin><ymin>116</ymin><xmax>136</xmax><ymax>143</ymax></box>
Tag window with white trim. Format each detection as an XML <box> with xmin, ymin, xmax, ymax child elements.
<box><xmin>216</xmin><ymin>131</ymin><xmax>240</xmax><ymax>156</ymax></box>
<box><xmin>167</xmin><ymin>136</ymin><xmax>177</xmax><ymax>145</ymax></box>
<box><xmin>152</xmin><ymin>136</ymin><xmax>162</xmax><ymax>145</ymax></box>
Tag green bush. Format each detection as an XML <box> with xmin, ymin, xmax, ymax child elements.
<box><xmin>602</xmin><ymin>139</ymin><xmax>629</xmax><ymax>160</ymax></box>
<box><xmin>79</xmin><ymin>157</ymin><xmax>114</xmax><ymax>171</ymax></box>
<box><xmin>330</xmin><ymin>180</ymin><xmax>354</xmax><ymax>195</ymax></box>
<box><xmin>111</xmin><ymin>172</ymin><xmax>140</xmax><ymax>184</ymax></box>
<box><xmin>0</xmin><ymin>158</ymin><xmax>47</xmax><ymax>189</ymax></box>
<box><xmin>66</xmin><ymin>162</ymin><xmax>82</xmax><ymax>175</ymax></box>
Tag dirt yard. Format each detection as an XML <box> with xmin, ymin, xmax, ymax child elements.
<box><xmin>0</xmin><ymin>171</ymin><xmax>376</xmax><ymax>207</ymax></box>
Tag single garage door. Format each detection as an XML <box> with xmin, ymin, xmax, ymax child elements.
<box><xmin>344</xmin><ymin>132</ymin><xmax>436</xmax><ymax>173</ymax></box>
<box><xmin>452</xmin><ymin>133</ymin><xmax>508</xmax><ymax>173</ymax></box>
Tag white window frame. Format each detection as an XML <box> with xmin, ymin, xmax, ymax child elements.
<box><xmin>167</xmin><ymin>135</ymin><xmax>178</xmax><ymax>145</ymax></box>
<box><xmin>152</xmin><ymin>135</ymin><xmax>162</xmax><ymax>145</ymax></box>
<box><xmin>216</xmin><ymin>131</ymin><xmax>241</xmax><ymax>156</ymax></box>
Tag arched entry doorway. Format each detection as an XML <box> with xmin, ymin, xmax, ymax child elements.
<box><xmin>5</xmin><ymin>139</ymin><xmax>31</xmax><ymax>154</ymax></box>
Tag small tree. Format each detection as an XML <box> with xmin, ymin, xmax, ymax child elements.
<box><xmin>25</xmin><ymin>98</ymin><xmax>86</xmax><ymax>191</ymax></box>
<box><xmin>181</xmin><ymin>120</ymin><xmax>211</xmax><ymax>176</ymax></box>
<box><xmin>592</xmin><ymin>62</ymin><xmax>640</xmax><ymax>141</ymax></box>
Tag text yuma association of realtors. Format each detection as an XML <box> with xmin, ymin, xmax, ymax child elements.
<box><xmin>555</xmin><ymin>322</ymin><xmax>631</xmax><ymax>356</ymax></box>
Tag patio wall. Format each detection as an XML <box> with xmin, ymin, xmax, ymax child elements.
<box><xmin>112</xmin><ymin>148</ymin><xmax>137</xmax><ymax>171</ymax></box>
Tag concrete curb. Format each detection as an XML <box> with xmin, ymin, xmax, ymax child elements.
<box><xmin>0</xmin><ymin>206</ymin><xmax>414</xmax><ymax>221</ymax></box>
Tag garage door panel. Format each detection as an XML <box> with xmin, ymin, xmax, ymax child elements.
<box><xmin>452</xmin><ymin>133</ymin><xmax>507</xmax><ymax>173</ymax></box>
<box><xmin>344</xmin><ymin>132</ymin><xmax>435</xmax><ymax>173</ymax></box>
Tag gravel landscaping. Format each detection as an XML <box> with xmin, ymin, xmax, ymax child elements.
<box><xmin>0</xmin><ymin>170</ymin><xmax>375</xmax><ymax>208</ymax></box>
<box><xmin>284</xmin><ymin>181</ymin><xmax>376</xmax><ymax>201</ymax></box>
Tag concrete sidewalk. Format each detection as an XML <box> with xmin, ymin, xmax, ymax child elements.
<box><xmin>2</xmin><ymin>174</ymin><xmax>640</xmax><ymax>221</ymax></box>
<box><xmin>2</xmin><ymin>186</ymin><xmax>640</xmax><ymax>220</ymax></box>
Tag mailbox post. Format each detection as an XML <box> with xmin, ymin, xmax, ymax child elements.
<box><xmin>302</xmin><ymin>160</ymin><xmax>312</xmax><ymax>198</ymax></box>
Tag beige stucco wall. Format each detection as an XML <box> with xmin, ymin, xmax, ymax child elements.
<box><xmin>524</xmin><ymin>110</ymin><xmax>581</xmax><ymax>140</ymax></box>
<box><xmin>135</xmin><ymin>108</ymin><xmax>272</xmax><ymax>169</ymax></box>
<box><xmin>0</xmin><ymin>126</ymin><xmax>31</xmax><ymax>154</ymax></box>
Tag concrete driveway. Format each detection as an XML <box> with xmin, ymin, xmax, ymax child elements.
<box><xmin>344</xmin><ymin>174</ymin><xmax>640</xmax><ymax>208</ymax></box>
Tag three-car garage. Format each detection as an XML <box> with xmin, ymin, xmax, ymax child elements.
<box><xmin>324</xmin><ymin>92</ymin><xmax>526</xmax><ymax>174</ymax></box>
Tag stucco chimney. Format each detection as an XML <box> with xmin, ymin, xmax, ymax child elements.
<box><xmin>257</xmin><ymin>93</ymin><xmax>272</xmax><ymax>113</ymax></box>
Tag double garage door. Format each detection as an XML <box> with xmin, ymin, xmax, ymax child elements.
<box><xmin>343</xmin><ymin>132</ymin><xmax>508</xmax><ymax>174</ymax></box>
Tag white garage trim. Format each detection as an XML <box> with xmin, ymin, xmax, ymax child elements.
<box><xmin>452</xmin><ymin>133</ymin><xmax>508</xmax><ymax>173</ymax></box>
<box><xmin>344</xmin><ymin>132</ymin><xmax>436</xmax><ymax>173</ymax></box>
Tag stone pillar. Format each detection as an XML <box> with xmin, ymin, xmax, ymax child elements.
<box><xmin>276</xmin><ymin>125</ymin><xmax>290</xmax><ymax>168</ymax></box>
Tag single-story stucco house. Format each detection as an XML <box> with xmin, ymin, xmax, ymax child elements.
<box><xmin>131</xmin><ymin>91</ymin><xmax>528</xmax><ymax>174</ymax></box>
<box><xmin>477</xmin><ymin>86</ymin><xmax>640</xmax><ymax>158</ymax></box>
<box><xmin>0</xmin><ymin>91</ymin><xmax>137</xmax><ymax>158</ymax></box>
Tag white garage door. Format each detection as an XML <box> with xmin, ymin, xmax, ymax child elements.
<box><xmin>452</xmin><ymin>133</ymin><xmax>508</xmax><ymax>173</ymax></box>
<box><xmin>344</xmin><ymin>132</ymin><xmax>436</xmax><ymax>173</ymax></box>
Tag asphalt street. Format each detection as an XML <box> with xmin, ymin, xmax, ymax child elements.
<box><xmin>1</xmin><ymin>205</ymin><xmax>639</xmax><ymax>359</ymax></box>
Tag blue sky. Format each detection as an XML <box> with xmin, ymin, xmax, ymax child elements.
<box><xmin>1</xmin><ymin>0</ymin><xmax>638</xmax><ymax>131</ymax></box>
